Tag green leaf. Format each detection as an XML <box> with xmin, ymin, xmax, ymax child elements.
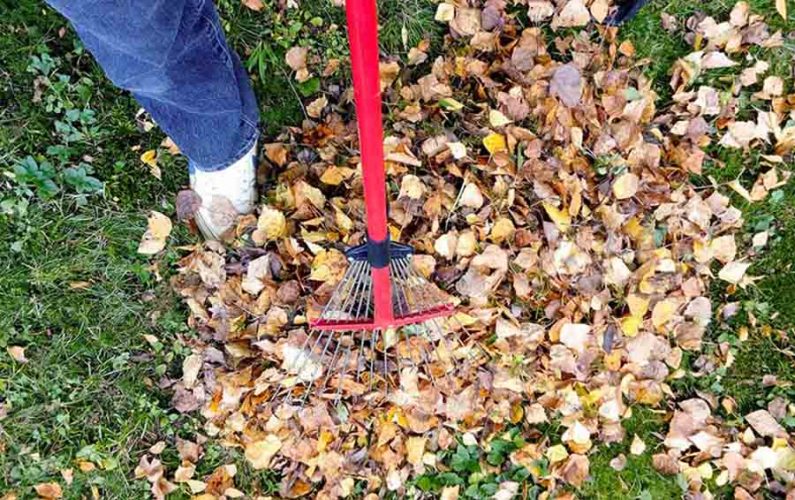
<box><xmin>625</xmin><ymin>87</ymin><xmax>643</xmax><ymax>101</ymax></box>
<box><xmin>297</xmin><ymin>77</ymin><xmax>320</xmax><ymax>96</ymax></box>
<box><xmin>13</xmin><ymin>156</ymin><xmax>59</xmax><ymax>199</ymax></box>
<box><xmin>63</xmin><ymin>164</ymin><xmax>104</xmax><ymax>195</ymax></box>
<box><xmin>439</xmin><ymin>97</ymin><xmax>465</xmax><ymax>111</ymax></box>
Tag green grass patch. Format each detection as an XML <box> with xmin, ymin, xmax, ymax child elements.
<box><xmin>580</xmin><ymin>408</ymin><xmax>684</xmax><ymax>499</ymax></box>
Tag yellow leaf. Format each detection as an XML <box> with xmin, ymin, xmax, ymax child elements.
<box><xmin>137</xmin><ymin>211</ymin><xmax>172</xmax><ymax>255</ymax></box>
<box><xmin>334</xmin><ymin>208</ymin><xmax>353</xmax><ymax>233</ymax></box>
<box><xmin>651</xmin><ymin>299</ymin><xmax>677</xmax><ymax>330</ymax></box>
<box><xmin>776</xmin><ymin>0</ymin><xmax>787</xmax><ymax>20</ymax></box>
<box><xmin>489</xmin><ymin>109</ymin><xmax>512</xmax><ymax>127</ymax></box>
<box><xmin>542</xmin><ymin>202</ymin><xmax>571</xmax><ymax>232</ymax></box>
<box><xmin>320</xmin><ymin>166</ymin><xmax>355</xmax><ymax>186</ymax></box>
<box><xmin>252</xmin><ymin>206</ymin><xmax>287</xmax><ymax>244</ymax></box>
<box><xmin>140</xmin><ymin>149</ymin><xmax>157</xmax><ymax>167</ymax></box>
<box><xmin>490</xmin><ymin>217</ymin><xmax>515</xmax><ymax>243</ymax></box>
<box><xmin>482</xmin><ymin>132</ymin><xmax>507</xmax><ymax>154</ymax></box>
<box><xmin>309</xmin><ymin>249</ymin><xmax>348</xmax><ymax>282</ymax></box>
<box><xmin>399</xmin><ymin>174</ymin><xmax>427</xmax><ymax>199</ymax></box>
<box><xmin>140</xmin><ymin>149</ymin><xmax>161</xmax><ymax>179</ymax></box>
<box><xmin>244</xmin><ymin>435</ymin><xmax>281</xmax><ymax>470</ymax></box>
<box><xmin>294</xmin><ymin>180</ymin><xmax>326</xmax><ymax>210</ymax></box>
<box><xmin>406</xmin><ymin>436</ymin><xmax>427</xmax><ymax>466</ymax></box>
<box><xmin>435</xmin><ymin>3</ymin><xmax>455</xmax><ymax>22</ymax></box>
<box><xmin>613</xmin><ymin>172</ymin><xmax>639</xmax><ymax>200</ymax></box>
<box><xmin>626</xmin><ymin>294</ymin><xmax>649</xmax><ymax>318</ymax></box>
<box><xmin>546</xmin><ymin>444</ymin><xmax>569</xmax><ymax>463</ymax></box>
<box><xmin>455</xmin><ymin>231</ymin><xmax>478</xmax><ymax>257</ymax></box>
<box><xmin>620</xmin><ymin>315</ymin><xmax>642</xmax><ymax>337</ymax></box>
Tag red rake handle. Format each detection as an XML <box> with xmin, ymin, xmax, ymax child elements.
<box><xmin>345</xmin><ymin>0</ymin><xmax>394</xmax><ymax>325</ymax></box>
<box><xmin>346</xmin><ymin>0</ymin><xmax>388</xmax><ymax>243</ymax></box>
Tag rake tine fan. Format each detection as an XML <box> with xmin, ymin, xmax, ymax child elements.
<box><xmin>277</xmin><ymin>0</ymin><xmax>457</xmax><ymax>406</ymax></box>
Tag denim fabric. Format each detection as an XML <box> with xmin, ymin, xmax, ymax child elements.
<box><xmin>46</xmin><ymin>0</ymin><xmax>259</xmax><ymax>172</ymax></box>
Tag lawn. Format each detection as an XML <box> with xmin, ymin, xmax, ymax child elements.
<box><xmin>1</xmin><ymin>0</ymin><xmax>793</xmax><ymax>498</ymax></box>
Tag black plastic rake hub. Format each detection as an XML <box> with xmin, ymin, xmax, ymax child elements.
<box><xmin>344</xmin><ymin>238</ymin><xmax>414</xmax><ymax>267</ymax></box>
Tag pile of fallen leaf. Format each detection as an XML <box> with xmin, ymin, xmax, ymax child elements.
<box><xmin>134</xmin><ymin>1</ymin><xmax>795</xmax><ymax>498</ymax></box>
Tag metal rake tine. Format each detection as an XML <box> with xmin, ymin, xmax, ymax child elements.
<box><xmin>382</xmin><ymin>329</ymin><xmax>390</xmax><ymax>398</ymax></box>
<box><xmin>334</xmin><ymin>339</ymin><xmax>353</xmax><ymax>403</ymax></box>
<box><xmin>332</xmin><ymin>260</ymin><xmax>368</xmax><ymax>320</ymax></box>
<box><xmin>273</xmin><ymin>261</ymin><xmax>363</xmax><ymax>404</ymax></box>
<box><xmin>270</xmin><ymin>326</ymin><xmax>329</xmax><ymax>404</ymax></box>
<box><xmin>396</xmin><ymin>263</ymin><xmax>458</xmax><ymax>384</ymax></box>
<box><xmin>321</xmin><ymin>260</ymin><xmax>363</xmax><ymax>320</ymax></box>
<box><xmin>369</xmin><ymin>328</ymin><xmax>378</xmax><ymax>391</ymax></box>
<box><xmin>394</xmin><ymin>260</ymin><xmax>442</xmax><ymax>370</ymax></box>
<box><xmin>389</xmin><ymin>262</ymin><xmax>407</xmax><ymax>377</ymax></box>
<box><xmin>298</xmin><ymin>325</ymin><xmax>339</xmax><ymax>407</ymax></box>
<box><xmin>353</xmin><ymin>275</ymin><xmax>373</xmax><ymax>387</ymax></box>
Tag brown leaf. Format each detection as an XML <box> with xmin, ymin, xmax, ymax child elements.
<box><xmin>560</xmin><ymin>454</ymin><xmax>589</xmax><ymax>487</ymax></box>
<box><xmin>745</xmin><ymin>409</ymin><xmax>787</xmax><ymax>438</ymax></box>
<box><xmin>7</xmin><ymin>346</ymin><xmax>27</xmax><ymax>363</ymax></box>
<box><xmin>34</xmin><ymin>483</ymin><xmax>63</xmax><ymax>499</ymax></box>
<box><xmin>652</xmin><ymin>453</ymin><xmax>679</xmax><ymax>475</ymax></box>
<box><xmin>550</xmin><ymin>64</ymin><xmax>582</xmax><ymax>107</ymax></box>
<box><xmin>137</xmin><ymin>211</ymin><xmax>172</xmax><ymax>255</ymax></box>
<box><xmin>176</xmin><ymin>190</ymin><xmax>202</xmax><ymax>221</ymax></box>
<box><xmin>285</xmin><ymin>47</ymin><xmax>308</xmax><ymax>71</ymax></box>
<box><xmin>242</xmin><ymin>0</ymin><xmax>263</xmax><ymax>10</ymax></box>
<box><xmin>551</xmin><ymin>0</ymin><xmax>590</xmax><ymax>30</ymax></box>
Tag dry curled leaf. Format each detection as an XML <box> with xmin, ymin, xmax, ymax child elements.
<box><xmin>137</xmin><ymin>211</ymin><xmax>172</xmax><ymax>255</ymax></box>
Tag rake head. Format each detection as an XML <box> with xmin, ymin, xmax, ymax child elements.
<box><xmin>312</xmin><ymin>241</ymin><xmax>455</xmax><ymax>331</ymax></box>
<box><xmin>276</xmin><ymin>241</ymin><xmax>458</xmax><ymax>405</ymax></box>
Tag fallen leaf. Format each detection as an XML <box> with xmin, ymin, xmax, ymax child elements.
<box><xmin>630</xmin><ymin>434</ymin><xmax>647</xmax><ymax>455</ymax></box>
<box><xmin>182</xmin><ymin>354</ymin><xmax>202</xmax><ymax>388</ymax></box>
<box><xmin>306</xmin><ymin>95</ymin><xmax>328</xmax><ymax>118</ymax></box>
<box><xmin>242</xmin><ymin>0</ymin><xmax>263</xmax><ymax>10</ymax></box>
<box><xmin>34</xmin><ymin>483</ymin><xmax>62</xmax><ymax>499</ymax></box>
<box><xmin>137</xmin><ymin>211</ymin><xmax>172</xmax><ymax>255</ymax></box>
<box><xmin>490</xmin><ymin>217</ymin><xmax>515</xmax><ymax>243</ymax></box>
<box><xmin>552</xmin><ymin>0</ymin><xmax>591</xmax><ymax>29</ymax></box>
<box><xmin>244</xmin><ymin>435</ymin><xmax>282</xmax><ymax>469</ymax></box>
<box><xmin>718</xmin><ymin>261</ymin><xmax>751</xmax><ymax>284</ymax></box>
<box><xmin>285</xmin><ymin>46</ymin><xmax>308</xmax><ymax>71</ymax></box>
<box><xmin>434</xmin><ymin>3</ymin><xmax>455</xmax><ymax>23</ymax></box>
<box><xmin>483</xmin><ymin>132</ymin><xmax>507</xmax><ymax>154</ymax></box>
<box><xmin>489</xmin><ymin>109</ymin><xmax>512</xmax><ymax>127</ymax></box>
<box><xmin>252</xmin><ymin>206</ymin><xmax>287</xmax><ymax>244</ymax></box>
<box><xmin>399</xmin><ymin>175</ymin><xmax>427</xmax><ymax>200</ymax></box>
<box><xmin>613</xmin><ymin>172</ymin><xmax>639</xmax><ymax>200</ymax></box>
<box><xmin>460</xmin><ymin>183</ymin><xmax>484</xmax><ymax>209</ymax></box>
<box><xmin>776</xmin><ymin>0</ymin><xmax>787</xmax><ymax>20</ymax></box>
<box><xmin>745</xmin><ymin>409</ymin><xmax>787</xmax><ymax>438</ymax></box>
<box><xmin>550</xmin><ymin>64</ymin><xmax>583</xmax><ymax>107</ymax></box>
<box><xmin>7</xmin><ymin>346</ymin><xmax>27</xmax><ymax>363</ymax></box>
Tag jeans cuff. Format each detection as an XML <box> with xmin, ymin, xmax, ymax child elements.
<box><xmin>190</xmin><ymin>120</ymin><xmax>259</xmax><ymax>172</ymax></box>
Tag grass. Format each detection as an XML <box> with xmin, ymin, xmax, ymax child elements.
<box><xmin>1</xmin><ymin>0</ymin><xmax>793</xmax><ymax>497</ymax></box>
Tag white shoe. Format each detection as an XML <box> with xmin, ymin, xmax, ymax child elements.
<box><xmin>189</xmin><ymin>144</ymin><xmax>257</xmax><ymax>240</ymax></box>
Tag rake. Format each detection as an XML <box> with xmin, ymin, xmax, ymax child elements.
<box><xmin>279</xmin><ymin>0</ymin><xmax>457</xmax><ymax>404</ymax></box>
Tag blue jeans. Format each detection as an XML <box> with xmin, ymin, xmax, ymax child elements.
<box><xmin>47</xmin><ymin>0</ymin><xmax>259</xmax><ymax>172</ymax></box>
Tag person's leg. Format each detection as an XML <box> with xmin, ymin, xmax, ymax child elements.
<box><xmin>46</xmin><ymin>0</ymin><xmax>259</xmax><ymax>239</ymax></box>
